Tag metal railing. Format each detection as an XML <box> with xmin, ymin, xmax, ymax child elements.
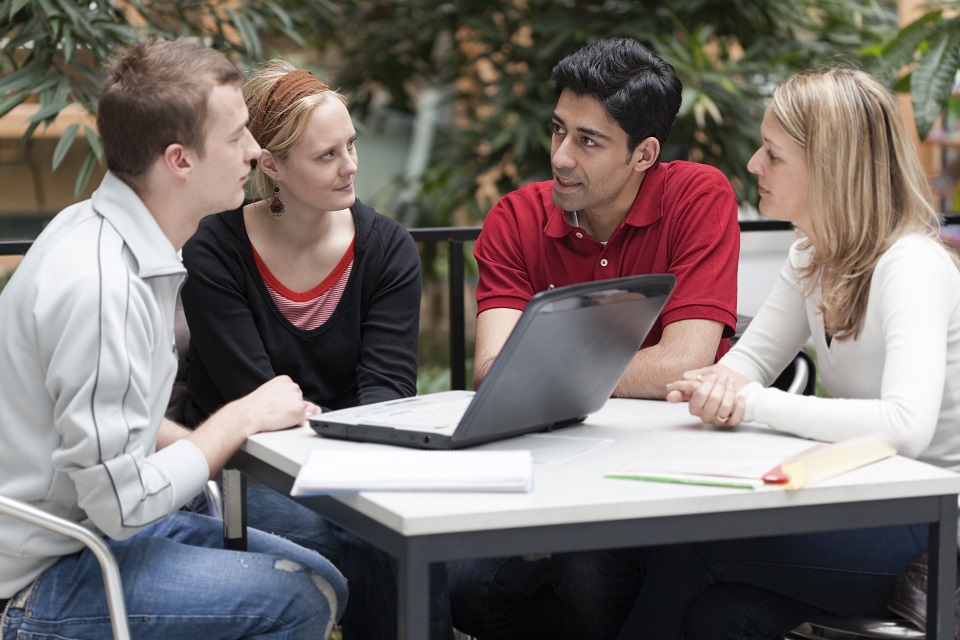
<box><xmin>5</xmin><ymin>216</ymin><xmax>956</xmax><ymax>391</ymax></box>
<box><xmin>406</xmin><ymin>221</ymin><xmax>801</xmax><ymax>390</ymax></box>
<box><xmin>0</xmin><ymin>220</ymin><xmax>842</xmax><ymax>393</ymax></box>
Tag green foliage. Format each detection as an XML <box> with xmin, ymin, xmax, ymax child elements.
<box><xmin>0</xmin><ymin>0</ymin><xmax>902</xmax><ymax>209</ymax></box>
<box><xmin>871</xmin><ymin>2</ymin><xmax>960</xmax><ymax>138</ymax></box>
<box><xmin>0</xmin><ymin>0</ymin><xmax>339</xmax><ymax>194</ymax></box>
<box><xmin>331</xmin><ymin>0</ymin><xmax>897</xmax><ymax>215</ymax></box>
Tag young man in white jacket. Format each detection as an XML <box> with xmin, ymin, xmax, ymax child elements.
<box><xmin>0</xmin><ymin>38</ymin><xmax>346</xmax><ymax>640</ymax></box>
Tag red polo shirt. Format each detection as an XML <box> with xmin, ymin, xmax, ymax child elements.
<box><xmin>474</xmin><ymin>160</ymin><xmax>739</xmax><ymax>359</ymax></box>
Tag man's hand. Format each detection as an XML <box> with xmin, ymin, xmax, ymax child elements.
<box><xmin>187</xmin><ymin>375</ymin><xmax>317</xmax><ymax>478</ymax></box>
<box><xmin>240</xmin><ymin>375</ymin><xmax>318</xmax><ymax>435</ymax></box>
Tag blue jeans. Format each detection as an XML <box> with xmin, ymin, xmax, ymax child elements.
<box><xmin>241</xmin><ymin>482</ymin><xmax>454</xmax><ymax>640</ymax></box>
<box><xmin>615</xmin><ymin>524</ymin><xmax>928</xmax><ymax>640</ymax></box>
<box><xmin>448</xmin><ymin>549</ymin><xmax>646</xmax><ymax>640</ymax></box>
<box><xmin>2</xmin><ymin>510</ymin><xmax>346</xmax><ymax>640</ymax></box>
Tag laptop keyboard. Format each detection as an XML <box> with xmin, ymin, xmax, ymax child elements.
<box><xmin>367</xmin><ymin>398</ymin><xmax>472</xmax><ymax>430</ymax></box>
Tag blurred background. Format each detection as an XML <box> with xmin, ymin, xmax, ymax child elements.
<box><xmin>2</xmin><ymin>0</ymin><xmax>958</xmax><ymax>389</ymax></box>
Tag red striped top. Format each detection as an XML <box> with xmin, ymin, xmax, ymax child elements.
<box><xmin>251</xmin><ymin>240</ymin><xmax>354</xmax><ymax>330</ymax></box>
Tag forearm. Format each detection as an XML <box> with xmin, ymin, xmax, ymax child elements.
<box><xmin>472</xmin><ymin>308</ymin><xmax>523</xmax><ymax>390</ymax></box>
<box><xmin>186</xmin><ymin>401</ymin><xmax>258</xmax><ymax>478</ymax></box>
<box><xmin>472</xmin><ymin>352</ymin><xmax>497</xmax><ymax>389</ymax></box>
<box><xmin>613</xmin><ymin>342</ymin><xmax>716</xmax><ymax>399</ymax></box>
<box><xmin>614</xmin><ymin>319</ymin><xmax>725</xmax><ymax>399</ymax></box>
<box><xmin>157</xmin><ymin>418</ymin><xmax>192</xmax><ymax>450</ymax></box>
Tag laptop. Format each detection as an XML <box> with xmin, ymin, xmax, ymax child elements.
<box><xmin>310</xmin><ymin>274</ymin><xmax>676</xmax><ymax>449</ymax></box>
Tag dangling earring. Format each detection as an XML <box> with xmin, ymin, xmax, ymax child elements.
<box><xmin>269</xmin><ymin>185</ymin><xmax>285</xmax><ymax>220</ymax></box>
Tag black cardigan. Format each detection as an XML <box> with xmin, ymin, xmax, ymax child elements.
<box><xmin>180</xmin><ymin>199</ymin><xmax>421</xmax><ymax>427</ymax></box>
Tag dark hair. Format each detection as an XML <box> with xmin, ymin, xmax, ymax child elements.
<box><xmin>97</xmin><ymin>37</ymin><xmax>243</xmax><ymax>189</ymax></box>
<box><xmin>551</xmin><ymin>38</ymin><xmax>682</xmax><ymax>152</ymax></box>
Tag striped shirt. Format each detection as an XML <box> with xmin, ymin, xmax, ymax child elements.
<box><xmin>252</xmin><ymin>240</ymin><xmax>354</xmax><ymax>330</ymax></box>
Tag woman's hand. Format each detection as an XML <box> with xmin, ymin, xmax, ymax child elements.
<box><xmin>666</xmin><ymin>365</ymin><xmax>749</xmax><ymax>427</ymax></box>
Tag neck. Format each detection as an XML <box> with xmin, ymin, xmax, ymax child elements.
<box><xmin>246</xmin><ymin>200</ymin><xmax>350</xmax><ymax>250</ymax></box>
<box><xmin>578</xmin><ymin>171</ymin><xmax>646</xmax><ymax>242</ymax></box>
<box><xmin>138</xmin><ymin>185</ymin><xmax>196</xmax><ymax>251</ymax></box>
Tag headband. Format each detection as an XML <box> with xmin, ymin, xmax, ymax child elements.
<box><xmin>248</xmin><ymin>69</ymin><xmax>331</xmax><ymax>145</ymax></box>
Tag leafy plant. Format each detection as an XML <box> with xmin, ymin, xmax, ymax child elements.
<box><xmin>1</xmin><ymin>0</ymin><xmax>900</xmax><ymax>206</ymax></box>
<box><xmin>0</xmin><ymin>0</ymin><xmax>339</xmax><ymax>194</ymax></box>
<box><xmin>332</xmin><ymin>0</ymin><xmax>897</xmax><ymax>216</ymax></box>
<box><xmin>870</xmin><ymin>1</ymin><xmax>960</xmax><ymax>138</ymax></box>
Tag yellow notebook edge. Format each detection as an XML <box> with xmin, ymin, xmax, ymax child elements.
<box><xmin>780</xmin><ymin>435</ymin><xmax>896</xmax><ymax>490</ymax></box>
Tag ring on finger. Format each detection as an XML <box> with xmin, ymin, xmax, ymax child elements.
<box><xmin>716</xmin><ymin>414</ymin><xmax>729</xmax><ymax>423</ymax></box>
<box><xmin>697</xmin><ymin>374</ymin><xmax>702</xmax><ymax>382</ymax></box>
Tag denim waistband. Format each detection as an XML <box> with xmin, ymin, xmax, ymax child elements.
<box><xmin>1</xmin><ymin>578</ymin><xmax>37</xmax><ymax>639</ymax></box>
<box><xmin>0</xmin><ymin>596</ymin><xmax>12</xmax><ymax>639</ymax></box>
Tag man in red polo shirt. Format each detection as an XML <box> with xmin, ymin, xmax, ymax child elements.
<box><xmin>473</xmin><ymin>37</ymin><xmax>739</xmax><ymax>401</ymax></box>
<box><xmin>451</xmin><ymin>38</ymin><xmax>740</xmax><ymax>640</ymax></box>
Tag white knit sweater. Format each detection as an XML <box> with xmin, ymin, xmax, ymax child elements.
<box><xmin>727</xmin><ymin>234</ymin><xmax>960</xmax><ymax>475</ymax></box>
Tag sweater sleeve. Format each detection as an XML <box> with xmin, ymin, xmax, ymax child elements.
<box><xmin>181</xmin><ymin>219</ymin><xmax>278</xmax><ymax>403</ymax></box>
<box><xmin>735</xmin><ymin>239</ymin><xmax>951</xmax><ymax>458</ymax></box>
<box><xmin>722</xmin><ymin>241</ymin><xmax>813</xmax><ymax>384</ymax></box>
<box><xmin>355</xmin><ymin>219</ymin><xmax>421</xmax><ymax>404</ymax></box>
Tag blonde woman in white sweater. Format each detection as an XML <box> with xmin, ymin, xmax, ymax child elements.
<box><xmin>616</xmin><ymin>67</ymin><xmax>960</xmax><ymax>640</ymax></box>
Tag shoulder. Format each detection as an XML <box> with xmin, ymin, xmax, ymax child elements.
<box><xmin>877</xmin><ymin>233</ymin><xmax>959</xmax><ymax>281</ymax></box>
<box><xmin>354</xmin><ymin>199</ymin><xmax>410</xmax><ymax>240</ymax></box>
<box><xmin>651</xmin><ymin>162</ymin><xmax>738</xmax><ymax>230</ymax></box>
<box><xmin>184</xmin><ymin>207</ymin><xmax>245</xmax><ymax>258</ymax></box>
<box><xmin>483</xmin><ymin>181</ymin><xmax>553</xmax><ymax>236</ymax></box>
<box><xmin>37</xmin><ymin>214</ymin><xmax>129</xmax><ymax>287</ymax></box>
<box><xmin>787</xmin><ymin>238</ymin><xmax>814</xmax><ymax>269</ymax></box>
<box><xmin>194</xmin><ymin>207</ymin><xmax>244</xmax><ymax>240</ymax></box>
<box><xmin>659</xmin><ymin>161</ymin><xmax>735</xmax><ymax>194</ymax></box>
<box><xmin>34</xmin><ymin>219</ymin><xmax>150</xmax><ymax>321</ymax></box>
<box><xmin>353</xmin><ymin>200</ymin><xmax>418</xmax><ymax>258</ymax></box>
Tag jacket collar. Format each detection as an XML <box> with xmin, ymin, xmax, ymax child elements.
<box><xmin>91</xmin><ymin>172</ymin><xmax>184</xmax><ymax>278</ymax></box>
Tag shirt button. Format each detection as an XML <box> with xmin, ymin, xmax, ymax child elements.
<box><xmin>576</xmin><ymin>232</ymin><xmax>583</xmax><ymax>239</ymax></box>
<box><xmin>600</xmin><ymin>259</ymin><xmax>608</xmax><ymax>267</ymax></box>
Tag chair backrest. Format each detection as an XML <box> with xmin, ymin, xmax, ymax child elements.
<box><xmin>0</xmin><ymin>495</ymin><xmax>131</xmax><ymax>640</ymax></box>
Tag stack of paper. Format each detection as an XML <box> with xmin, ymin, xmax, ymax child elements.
<box><xmin>290</xmin><ymin>448</ymin><xmax>534</xmax><ymax>495</ymax></box>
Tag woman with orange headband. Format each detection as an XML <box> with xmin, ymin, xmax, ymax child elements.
<box><xmin>180</xmin><ymin>60</ymin><xmax>445</xmax><ymax>639</ymax></box>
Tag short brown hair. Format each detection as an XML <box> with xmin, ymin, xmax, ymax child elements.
<box><xmin>97</xmin><ymin>37</ymin><xmax>243</xmax><ymax>189</ymax></box>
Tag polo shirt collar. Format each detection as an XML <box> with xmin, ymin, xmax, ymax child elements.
<box><xmin>543</xmin><ymin>162</ymin><xmax>667</xmax><ymax>238</ymax></box>
<box><xmin>91</xmin><ymin>172</ymin><xmax>184</xmax><ymax>278</ymax></box>
<box><xmin>623</xmin><ymin>162</ymin><xmax>665</xmax><ymax>228</ymax></box>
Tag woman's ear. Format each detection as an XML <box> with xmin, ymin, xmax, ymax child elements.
<box><xmin>258</xmin><ymin>150</ymin><xmax>280</xmax><ymax>181</ymax></box>
<box><xmin>632</xmin><ymin>137</ymin><xmax>661</xmax><ymax>173</ymax></box>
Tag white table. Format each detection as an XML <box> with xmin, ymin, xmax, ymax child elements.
<box><xmin>226</xmin><ymin>399</ymin><xmax>960</xmax><ymax>640</ymax></box>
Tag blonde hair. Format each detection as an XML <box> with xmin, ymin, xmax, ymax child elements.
<box><xmin>244</xmin><ymin>59</ymin><xmax>348</xmax><ymax>200</ymax></box>
<box><xmin>768</xmin><ymin>67</ymin><xmax>955</xmax><ymax>339</ymax></box>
